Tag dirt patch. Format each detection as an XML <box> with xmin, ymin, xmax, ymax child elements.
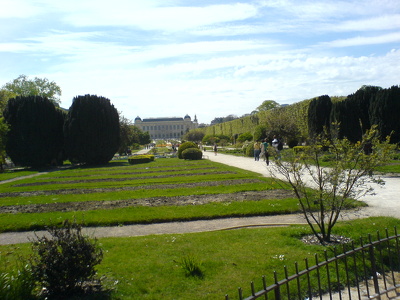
<box><xmin>0</xmin><ymin>189</ymin><xmax>295</xmax><ymax>214</ymax></box>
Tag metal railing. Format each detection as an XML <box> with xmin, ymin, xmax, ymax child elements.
<box><xmin>226</xmin><ymin>227</ymin><xmax>400</xmax><ymax>300</ymax></box>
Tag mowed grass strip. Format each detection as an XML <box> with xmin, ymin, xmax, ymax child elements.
<box><xmin>0</xmin><ymin>160</ymin><xmax>261</xmax><ymax>193</ymax></box>
<box><xmin>0</xmin><ymin>158</ymin><xmax>296</xmax><ymax>232</ymax></box>
<box><xmin>0</xmin><ymin>197</ymin><xmax>300</xmax><ymax>232</ymax></box>
<box><xmin>1</xmin><ymin>217</ymin><xmax>399</xmax><ymax>299</ymax></box>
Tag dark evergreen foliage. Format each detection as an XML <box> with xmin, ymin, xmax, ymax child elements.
<box><xmin>307</xmin><ymin>95</ymin><xmax>332</xmax><ymax>139</ymax></box>
<box><xmin>347</xmin><ymin>85</ymin><xmax>382</xmax><ymax>133</ymax></box>
<box><xmin>3</xmin><ymin>95</ymin><xmax>65</xmax><ymax>167</ymax></box>
<box><xmin>330</xmin><ymin>100</ymin><xmax>362</xmax><ymax>142</ymax></box>
<box><xmin>64</xmin><ymin>94</ymin><xmax>120</xmax><ymax>164</ymax></box>
<box><xmin>369</xmin><ymin>86</ymin><xmax>400</xmax><ymax>143</ymax></box>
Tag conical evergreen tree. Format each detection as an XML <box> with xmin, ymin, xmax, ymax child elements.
<box><xmin>307</xmin><ymin>95</ymin><xmax>332</xmax><ymax>140</ymax></box>
<box><xmin>3</xmin><ymin>96</ymin><xmax>65</xmax><ymax>167</ymax></box>
<box><xmin>64</xmin><ymin>95</ymin><xmax>120</xmax><ymax>164</ymax></box>
<box><xmin>370</xmin><ymin>85</ymin><xmax>400</xmax><ymax>143</ymax></box>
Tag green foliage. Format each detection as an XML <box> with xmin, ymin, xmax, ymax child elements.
<box><xmin>2</xmin><ymin>75</ymin><xmax>62</xmax><ymax>105</ymax></box>
<box><xmin>0</xmin><ymin>260</ymin><xmax>36</xmax><ymax>300</ymax></box>
<box><xmin>0</xmin><ymin>117</ymin><xmax>9</xmax><ymax>171</ymax></box>
<box><xmin>369</xmin><ymin>85</ymin><xmax>400</xmax><ymax>143</ymax></box>
<box><xmin>252</xmin><ymin>125</ymin><xmax>267</xmax><ymax>141</ymax></box>
<box><xmin>244</xmin><ymin>143</ymin><xmax>254</xmax><ymax>157</ymax></box>
<box><xmin>182</xmin><ymin>148</ymin><xmax>203</xmax><ymax>160</ymax></box>
<box><xmin>64</xmin><ymin>94</ymin><xmax>120</xmax><ymax>165</ymax></box>
<box><xmin>179</xmin><ymin>254</ymin><xmax>204</xmax><ymax>278</ymax></box>
<box><xmin>177</xmin><ymin>141</ymin><xmax>198</xmax><ymax>159</ymax></box>
<box><xmin>264</xmin><ymin>106</ymin><xmax>301</xmax><ymax>146</ymax></box>
<box><xmin>270</xmin><ymin>125</ymin><xmax>395</xmax><ymax>243</ymax></box>
<box><xmin>256</xmin><ymin>99</ymin><xmax>280</xmax><ymax>111</ymax></box>
<box><xmin>128</xmin><ymin>155</ymin><xmax>155</xmax><ymax>164</ymax></box>
<box><xmin>307</xmin><ymin>95</ymin><xmax>332</xmax><ymax>140</ymax></box>
<box><xmin>237</xmin><ymin>132</ymin><xmax>253</xmax><ymax>143</ymax></box>
<box><xmin>3</xmin><ymin>95</ymin><xmax>65</xmax><ymax>167</ymax></box>
<box><xmin>30</xmin><ymin>220</ymin><xmax>103</xmax><ymax>298</ymax></box>
<box><xmin>183</xmin><ymin>129</ymin><xmax>205</xmax><ymax>142</ymax></box>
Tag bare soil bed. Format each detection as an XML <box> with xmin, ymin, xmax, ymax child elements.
<box><xmin>0</xmin><ymin>188</ymin><xmax>294</xmax><ymax>214</ymax></box>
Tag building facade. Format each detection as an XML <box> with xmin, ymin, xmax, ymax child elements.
<box><xmin>134</xmin><ymin>114</ymin><xmax>198</xmax><ymax>140</ymax></box>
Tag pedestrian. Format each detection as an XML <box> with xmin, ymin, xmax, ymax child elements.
<box><xmin>272</xmin><ymin>135</ymin><xmax>279</xmax><ymax>149</ymax></box>
<box><xmin>254</xmin><ymin>141</ymin><xmax>261</xmax><ymax>161</ymax></box>
<box><xmin>262</xmin><ymin>138</ymin><xmax>269</xmax><ymax>165</ymax></box>
<box><xmin>213</xmin><ymin>144</ymin><xmax>218</xmax><ymax>155</ymax></box>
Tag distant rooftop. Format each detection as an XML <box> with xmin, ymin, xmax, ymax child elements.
<box><xmin>142</xmin><ymin>117</ymin><xmax>184</xmax><ymax>122</ymax></box>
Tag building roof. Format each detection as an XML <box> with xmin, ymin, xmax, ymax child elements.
<box><xmin>142</xmin><ymin>117</ymin><xmax>184</xmax><ymax>122</ymax></box>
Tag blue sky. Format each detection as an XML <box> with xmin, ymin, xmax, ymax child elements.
<box><xmin>1</xmin><ymin>0</ymin><xmax>399</xmax><ymax>124</ymax></box>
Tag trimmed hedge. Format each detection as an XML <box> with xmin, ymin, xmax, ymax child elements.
<box><xmin>178</xmin><ymin>142</ymin><xmax>198</xmax><ymax>159</ymax></box>
<box><xmin>128</xmin><ymin>155</ymin><xmax>155</xmax><ymax>164</ymax></box>
<box><xmin>182</xmin><ymin>148</ymin><xmax>203</xmax><ymax>160</ymax></box>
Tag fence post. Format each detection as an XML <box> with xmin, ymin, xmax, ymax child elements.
<box><xmin>274</xmin><ymin>271</ymin><xmax>281</xmax><ymax>300</ymax></box>
<box><xmin>369</xmin><ymin>245</ymin><xmax>381</xmax><ymax>300</ymax></box>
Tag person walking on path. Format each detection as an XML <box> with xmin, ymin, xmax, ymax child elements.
<box><xmin>254</xmin><ymin>141</ymin><xmax>261</xmax><ymax>161</ymax></box>
<box><xmin>261</xmin><ymin>138</ymin><xmax>270</xmax><ymax>165</ymax></box>
<box><xmin>213</xmin><ymin>144</ymin><xmax>218</xmax><ymax>155</ymax></box>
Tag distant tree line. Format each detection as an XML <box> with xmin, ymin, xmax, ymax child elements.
<box><xmin>308</xmin><ymin>85</ymin><xmax>400</xmax><ymax>143</ymax></box>
<box><xmin>191</xmin><ymin>85</ymin><xmax>399</xmax><ymax>147</ymax></box>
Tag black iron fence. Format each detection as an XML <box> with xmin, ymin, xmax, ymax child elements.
<box><xmin>226</xmin><ymin>228</ymin><xmax>400</xmax><ymax>300</ymax></box>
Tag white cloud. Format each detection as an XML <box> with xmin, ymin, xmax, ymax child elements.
<box><xmin>331</xmin><ymin>14</ymin><xmax>400</xmax><ymax>32</ymax></box>
<box><xmin>58</xmin><ymin>1</ymin><xmax>259</xmax><ymax>30</ymax></box>
<box><xmin>323</xmin><ymin>32</ymin><xmax>400</xmax><ymax>48</ymax></box>
<box><xmin>0</xmin><ymin>0</ymin><xmax>41</xmax><ymax>18</ymax></box>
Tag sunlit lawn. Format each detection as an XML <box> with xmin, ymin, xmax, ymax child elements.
<box><xmin>1</xmin><ymin>217</ymin><xmax>399</xmax><ymax>299</ymax></box>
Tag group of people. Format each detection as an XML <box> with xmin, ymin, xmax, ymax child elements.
<box><xmin>254</xmin><ymin>136</ymin><xmax>283</xmax><ymax>165</ymax></box>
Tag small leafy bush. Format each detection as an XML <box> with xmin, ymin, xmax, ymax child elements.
<box><xmin>245</xmin><ymin>143</ymin><xmax>254</xmax><ymax>157</ymax></box>
<box><xmin>182</xmin><ymin>148</ymin><xmax>203</xmax><ymax>160</ymax></box>
<box><xmin>237</xmin><ymin>132</ymin><xmax>253</xmax><ymax>143</ymax></box>
<box><xmin>128</xmin><ymin>155</ymin><xmax>155</xmax><ymax>164</ymax></box>
<box><xmin>30</xmin><ymin>220</ymin><xmax>104</xmax><ymax>299</ymax></box>
<box><xmin>178</xmin><ymin>142</ymin><xmax>198</xmax><ymax>159</ymax></box>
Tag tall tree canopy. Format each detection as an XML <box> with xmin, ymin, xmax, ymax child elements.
<box><xmin>2</xmin><ymin>75</ymin><xmax>62</xmax><ymax>105</ymax></box>
<box><xmin>64</xmin><ymin>95</ymin><xmax>120</xmax><ymax>165</ymax></box>
<box><xmin>256</xmin><ymin>100</ymin><xmax>280</xmax><ymax>111</ymax></box>
<box><xmin>3</xmin><ymin>96</ymin><xmax>65</xmax><ymax>167</ymax></box>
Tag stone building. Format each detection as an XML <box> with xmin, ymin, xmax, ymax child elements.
<box><xmin>134</xmin><ymin>114</ymin><xmax>198</xmax><ymax>140</ymax></box>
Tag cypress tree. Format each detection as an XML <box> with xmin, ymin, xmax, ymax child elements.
<box><xmin>370</xmin><ymin>86</ymin><xmax>400</xmax><ymax>143</ymax></box>
<box><xmin>330</xmin><ymin>100</ymin><xmax>362</xmax><ymax>142</ymax></box>
<box><xmin>307</xmin><ymin>95</ymin><xmax>332</xmax><ymax>140</ymax></box>
<box><xmin>3</xmin><ymin>96</ymin><xmax>65</xmax><ymax>167</ymax></box>
<box><xmin>64</xmin><ymin>94</ymin><xmax>120</xmax><ymax>164</ymax></box>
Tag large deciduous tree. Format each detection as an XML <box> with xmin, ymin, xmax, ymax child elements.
<box><xmin>2</xmin><ymin>75</ymin><xmax>62</xmax><ymax>105</ymax></box>
<box><xmin>256</xmin><ymin>100</ymin><xmax>280</xmax><ymax>111</ymax></box>
<box><xmin>64</xmin><ymin>95</ymin><xmax>120</xmax><ymax>165</ymax></box>
<box><xmin>269</xmin><ymin>125</ymin><xmax>394</xmax><ymax>244</ymax></box>
<box><xmin>183</xmin><ymin>129</ymin><xmax>205</xmax><ymax>143</ymax></box>
<box><xmin>3</xmin><ymin>96</ymin><xmax>65</xmax><ymax>167</ymax></box>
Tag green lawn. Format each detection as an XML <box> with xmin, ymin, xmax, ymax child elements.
<box><xmin>1</xmin><ymin>217</ymin><xmax>399</xmax><ymax>299</ymax></box>
<box><xmin>0</xmin><ymin>158</ymin><xmax>302</xmax><ymax>232</ymax></box>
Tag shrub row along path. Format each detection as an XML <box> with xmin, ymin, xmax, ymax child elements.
<box><xmin>0</xmin><ymin>151</ymin><xmax>399</xmax><ymax>245</ymax></box>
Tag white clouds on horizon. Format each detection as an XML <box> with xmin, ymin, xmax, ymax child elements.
<box><xmin>0</xmin><ymin>0</ymin><xmax>399</xmax><ymax>123</ymax></box>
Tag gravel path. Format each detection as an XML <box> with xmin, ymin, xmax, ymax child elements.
<box><xmin>0</xmin><ymin>152</ymin><xmax>398</xmax><ymax>245</ymax></box>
